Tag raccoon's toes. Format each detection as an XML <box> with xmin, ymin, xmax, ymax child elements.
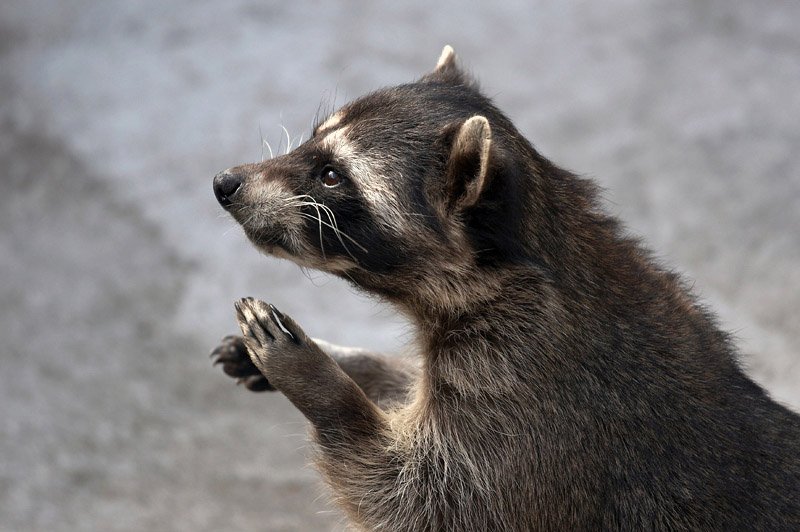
<box><xmin>210</xmin><ymin>334</ymin><xmax>275</xmax><ymax>392</ymax></box>
<box><xmin>234</xmin><ymin>297</ymin><xmax>325</xmax><ymax>390</ymax></box>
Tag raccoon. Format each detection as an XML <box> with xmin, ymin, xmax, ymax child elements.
<box><xmin>211</xmin><ymin>46</ymin><xmax>800</xmax><ymax>530</ymax></box>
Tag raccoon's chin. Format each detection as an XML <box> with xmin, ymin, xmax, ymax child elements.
<box><xmin>264</xmin><ymin>245</ymin><xmax>296</xmax><ymax>261</ymax></box>
<box><xmin>242</xmin><ymin>225</ymin><xmax>291</xmax><ymax>254</ymax></box>
<box><xmin>285</xmin><ymin>251</ymin><xmax>359</xmax><ymax>275</ymax></box>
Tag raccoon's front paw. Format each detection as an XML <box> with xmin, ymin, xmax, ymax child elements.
<box><xmin>234</xmin><ymin>297</ymin><xmax>318</xmax><ymax>391</ymax></box>
<box><xmin>210</xmin><ymin>334</ymin><xmax>275</xmax><ymax>392</ymax></box>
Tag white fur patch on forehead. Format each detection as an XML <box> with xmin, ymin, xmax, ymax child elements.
<box><xmin>321</xmin><ymin>126</ymin><xmax>384</xmax><ymax>195</ymax></box>
<box><xmin>317</xmin><ymin>111</ymin><xmax>344</xmax><ymax>134</ymax></box>
<box><xmin>320</xmin><ymin>125</ymin><xmax>351</xmax><ymax>152</ymax></box>
<box><xmin>320</xmin><ymin>126</ymin><xmax>410</xmax><ymax>236</ymax></box>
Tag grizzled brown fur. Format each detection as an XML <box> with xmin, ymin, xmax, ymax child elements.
<box><xmin>211</xmin><ymin>46</ymin><xmax>800</xmax><ymax>530</ymax></box>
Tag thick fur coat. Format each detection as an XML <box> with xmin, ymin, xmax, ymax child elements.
<box><xmin>211</xmin><ymin>47</ymin><xmax>800</xmax><ymax>530</ymax></box>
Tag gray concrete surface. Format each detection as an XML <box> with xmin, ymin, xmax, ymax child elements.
<box><xmin>1</xmin><ymin>1</ymin><xmax>798</xmax><ymax>530</ymax></box>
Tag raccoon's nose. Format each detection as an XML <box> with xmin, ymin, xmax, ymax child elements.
<box><xmin>213</xmin><ymin>171</ymin><xmax>243</xmax><ymax>207</ymax></box>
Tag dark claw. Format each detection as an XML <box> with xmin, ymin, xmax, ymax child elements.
<box><xmin>209</xmin><ymin>344</ymin><xmax>224</xmax><ymax>359</ymax></box>
<box><xmin>210</xmin><ymin>335</ymin><xmax>239</xmax><ymax>358</ymax></box>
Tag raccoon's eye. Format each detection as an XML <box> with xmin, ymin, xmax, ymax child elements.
<box><xmin>320</xmin><ymin>167</ymin><xmax>344</xmax><ymax>188</ymax></box>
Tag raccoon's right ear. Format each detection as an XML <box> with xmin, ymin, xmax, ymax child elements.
<box><xmin>439</xmin><ymin>115</ymin><xmax>493</xmax><ymax>213</ymax></box>
<box><xmin>420</xmin><ymin>45</ymin><xmax>471</xmax><ymax>85</ymax></box>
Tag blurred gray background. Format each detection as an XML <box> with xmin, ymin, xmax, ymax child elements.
<box><xmin>1</xmin><ymin>1</ymin><xmax>798</xmax><ymax>530</ymax></box>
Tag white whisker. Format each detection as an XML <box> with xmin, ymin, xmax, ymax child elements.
<box><xmin>316</xmin><ymin>202</ymin><xmax>361</xmax><ymax>259</ymax></box>
<box><xmin>259</xmin><ymin>125</ymin><xmax>265</xmax><ymax>162</ymax></box>
<box><xmin>301</xmin><ymin>200</ymin><xmax>327</xmax><ymax>260</ymax></box>
<box><xmin>284</xmin><ymin>194</ymin><xmax>368</xmax><ymax>264</ymax></box>
<box><xmin>281</xmin><ymin>124</ymin><xmax>292</xmax><ymax>154</ymax></box>
<box><xmin>291</xmin><ymin>200</ymin><xmax>368</xmax><ymax>254</ymax></box>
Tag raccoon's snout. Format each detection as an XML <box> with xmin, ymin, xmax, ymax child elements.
<box><xmin>213</xmin><ymin>170</ymin><xmax>244</xmax><ymax>207</ymax></box>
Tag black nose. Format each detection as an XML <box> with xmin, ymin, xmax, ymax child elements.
<box><xmin>213</xmin><ymin>171</ymin><xmax>243</xmax><ymax>207</ymax></box>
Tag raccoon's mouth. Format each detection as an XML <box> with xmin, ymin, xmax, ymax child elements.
<box><xmin>230</xmin><ymin>201</ymin><xmax>361</xmax><ymax>272</ymax></box>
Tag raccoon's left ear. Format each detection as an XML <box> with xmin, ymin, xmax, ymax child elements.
<box><xmin>441</xmin><ymin>115</ymin><xmax>492</xmax><ymax>213</ymax></box>
<box><xmin>420</xmin><ymin>45</ymin><xmax>471</xmax><ymax>85</ymax></box>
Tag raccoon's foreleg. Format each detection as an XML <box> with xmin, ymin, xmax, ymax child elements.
<box><xmin>212</xmin><ymin>331</ymin><xmax>417</xmax><ymax>407</ymax></box>
<box><xmin>312</xmin><ymin>340</ymin><xmax>418</xmax><ymax>408</ymax></box>
<box><xmin>234</xmin><ymin>297</ymin><xmax>388</xmax><ymax>440</ymax></box>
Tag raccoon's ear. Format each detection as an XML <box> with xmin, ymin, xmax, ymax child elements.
<box><xmin>442</xmin><ymin>115</ymin><xmax>492</xmax><ymax>212</ymax></box>
<box><xmin>435</xmin><ymin>45</ymin><xmax>458</xmax><ymax>74</ymax></box>
<box><xmin>420</xmin><ymin>45</ymin><xmax>470</xmax><ymax>85</ymax></box>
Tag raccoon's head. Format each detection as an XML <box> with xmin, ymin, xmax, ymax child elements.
<box><xmin>214</xmin><ymin>46</ymin><xmax>541</xmax><ymax>312</ymax></box>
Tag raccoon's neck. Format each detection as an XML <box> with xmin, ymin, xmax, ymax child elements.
<box><xmin>409</xmin><ymin>219</ymin><xmax>718</xmax><ymax>403</ymax></box>
<box><xmin>409</xmin><ymin>266</ymin><xmax>555</xmax><ymax>382</ymax></box>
